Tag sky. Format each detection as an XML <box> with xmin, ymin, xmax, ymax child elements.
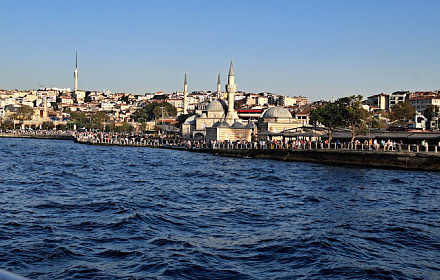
<box><xmin>1</xmin><ymin>0</ymin><xmax>439</xmax><ymax>101</ymax></box>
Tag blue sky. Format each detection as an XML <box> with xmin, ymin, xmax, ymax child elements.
<box><xmin>1</xmin><ymin>0</ymin><xmax>439</xmax><ymax>101</ymax></box>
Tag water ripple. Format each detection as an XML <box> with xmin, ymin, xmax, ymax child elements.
<box><xmin>1</xmin><ymin>138</ymin><xmax>440</xmax><ymax>280</ymax></box>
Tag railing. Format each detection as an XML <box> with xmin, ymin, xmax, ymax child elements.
<box><xmin>2</xmin><ymin>130</ymin><xmax>439</xmax><ymax>154</ymax></box>
<box><xmin>211</xmin><ymin>141</ymin><xmax>440</xmax><ymax>154</ymax></box>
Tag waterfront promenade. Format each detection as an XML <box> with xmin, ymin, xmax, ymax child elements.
<box><xmin>1</xmin><ymin>130</ymin><xmax>440</xmax><ymax>171</ymax></box>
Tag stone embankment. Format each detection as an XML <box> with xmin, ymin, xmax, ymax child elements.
<box><xmin>0</xmin><ymin>132</ymin><xmax>75</xmax><ymax>140</ymax></box>
<box><xmin>211</xmin><ymin>148</ymin><xmax>440</xmax><ymax>171</ymax></box>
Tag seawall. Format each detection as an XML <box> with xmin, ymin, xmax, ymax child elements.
<box><xmin>2</xmin><ymin>133</ymin><xmax>440</xmax><ymax>171</ymax></box>
<box><xmin>0</xmin><ymin>133</ymin><xmax>75</xmax><ymax>140</ymax></box>
<box><xmin>210</xmin><ymin>149</ymin><xmax>440</xmax><ymax>171</ymax></box>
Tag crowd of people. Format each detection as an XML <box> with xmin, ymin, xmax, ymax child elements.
<box><xmin>0</xmin><ymin>129</ymin><xmax>436</xmax><ymax>153</ymax></box>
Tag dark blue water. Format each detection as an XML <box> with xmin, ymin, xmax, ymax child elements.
<box><xmin>1</xmin><ymin>138</ymin><xmax>440</xmax><ymax>280</ymax></box>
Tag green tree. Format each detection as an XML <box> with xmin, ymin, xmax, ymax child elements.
<box><xmin>13</xmin><ymin>106</ymin><xmax>34</xmax><ymax>120</ymax></box>
<box><xmin>152</xmin><ymin>94</ymin><xmax>168</xmax><ymax>101</ymax></box>
<box><xmin>42</xmin><ymin>121</ymin><xmax>55</xmax><ymax>130</ymax></box>
<box><xmin>131</xmin><ymin>102</ymin><xmax>177</xmax><ymax>121</ymax></box>
<box><xmin>51</xmin><ymin>102</ymin><xmax>59</xmax><ymax>110</ymax></box>
<box><xmin>423</xmin><ymin>105</ymin><xmax>439</xmax><ymax>121</ymax></box>
<box><xmin>338</xmin><ymin>95</ymin><xmax>371</xmax><ymax>144</ymax></box>
<box><xmin>90</xmin><ymin>112</ymin><xmax>108</xmax><ymax>129</ymax></box>
<box><xmin>390</xmin><ymin>102</ymin><xmax>415</xmax><ymax>125</ymax></box>
<box><xmin>309</xmin><ymin>102</ymin><xmax>345</xmax><ymax>142</ymax></box>
<box><xmin>2</xmin><ymin>120</ymin><xmax>14</xmax><ymax>130</ymax></box>
<box><xmin>85</xmin><ymin>91</ymin><xmax>92</xmax><ymax>102</ymax></box>
<box><xmin>70</xmin><ymin>111</ymin><xmax>88</xmax><ymax>123</ymax></box>
<box><xmin>119</xmin><ymin>122</ymin><xmax>134</xmax><ymax>133</ymax></box>
<box><xmin>131</xmin><ymin>108</ymin><xmax>150</xmax><ymax>122</ymax></box>
<box><xmin>310</xmin><ymin>95</ymin><xmax>370</xmax><ymax>143</ymax></box>
<box><xmin>119</xmin><ymin>94</ymin><xmax>130</xmax><ymax>104</ymax></box>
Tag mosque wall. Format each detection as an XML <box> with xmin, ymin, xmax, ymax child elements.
<box><xmin>219</xmin><ymin>128</ymin><xmax>252</xmax><ymax>142</ymax></box>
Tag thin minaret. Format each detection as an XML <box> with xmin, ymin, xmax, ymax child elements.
<box><xmin>74</xmin><ymin>50</ymin><xmax>78</xmax><ymax>92</ymax></box>
<box><xmin>217</xmin><ymin>71</ymin><xmax>221</xmax><ymax>99</ymax></box>
<box><xmin>225</xmin><ymin>60</ymin><xmax>238</xmax><ymax>124</ymax></box>
<box><xmin>183</xmin><ymin>72</ymin><xmax>188</xmax><ymax>114</ymax></box>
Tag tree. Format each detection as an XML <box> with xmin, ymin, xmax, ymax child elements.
<box><xmin>69</xmin><ymin>111</ymin><xmax>88</xmax><ymax>130</ymax></box>
<box><xmin>152</xmin><ymin>95</ymin><xmax>167</xmax><ymax>101</ymax></box>
<box><xmin>131</xmin><ymin>102</ymin><xmax>177</xmax><ymax>122</ymax></box>
<box><xmin>119</xmin><ymin>94</ymin><xmax>130</xmax><ymax>104</ymax></box>
<box><xmin>131</xmin><ymin>108</ymin><xmax>150</xmax><ymax>122</ymax></box>
<box><xmin>338</xmin><ymin>95</ymin><xmax>371</xmax><ymax>144</ymax></box>
<box><xmin>2</xmin><ymin>120</ymin><xmax>14</xmax><ymax>130</ymax></box>
<box><xmin>85</xmin><ymin>91</ymin><xmax>92</xmax><ymax>102</ymax></box>
<box><xmin>309</xmin><ymin>101</ymin><xmax>345</xmax><ymax>142</ymax></box>
<box><xmin>51</xmin><ymin>102</ymin><xmax>59</xmax><ymax>110</ymax></box>
<box><xmin>13</xmin><ymin>106</ymin><xmax>34</xmax><ymax>120</ymax></box>
<box><xmin>423</xmin><ymin>105</ymin><xmax>439</xmax><ymax>121</ymax></box>
<box><xmin>90</xmin><ymin>112</ymin><xmax>108</xmax><ymax>129</ymax></box>
<box><xmin>310</xmin><ymin>95</ymin><xmax>370</xmax><ymax>144</ymax></box>
<box><xmin>42</xmin><ymin>121</ymin><xmax>55</xmax><ymax>130</ymax></box>
<box><xmin>119</xmin><ymin>122</ymin><xmax>134</xmax><ymax>133</ymax></box>
<box><xmin>390</xmin><ymin>102</ymin><xmax>415</xmax><ymax>125</ymax></box>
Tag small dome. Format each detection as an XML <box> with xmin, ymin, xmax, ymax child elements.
<box><xmin>206</xmin><ymin>100</ymin><xmax>228</xmax><ymax>112</ymax></box>
<box><xmin>262</xmin><ymin>107</ymin><xmax>292</xmax><ymax>119</ymax></box>
<box><xmin>212</xmin><ymin>121</ymin><xmax>231</xmax><ymax>128</ymax></box>
<box><xmin>184</xmin><ymin>115</ymin><xmax>197</xmax><ymax>124</ymax></box>
<box><xmin>200</xmin><ymin>113</ymin><xmax>207</xmax><ymax>118</ymax></box>
<box><xmin>245</xmin><ymin>122</ymin><xmax>255</xmax><ymax>129</ymax></box>
<box><xmin>231</xmin><ymin>122</ymin><xmax>245</xmax><ymax>128</ymax></box>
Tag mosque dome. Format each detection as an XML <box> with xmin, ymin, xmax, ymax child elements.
<box><xmin>262</xmin><ymin>107</ymin><xmax>292</xmax><ymax>119</ymax></box>
<box><xmin>206</xmin><ymin>100</ymin><xmax>228</xmax><ymax>112</ymax></box>
<box><xmin>245</xmin><ymin>122</ymin><xmax>255</xmax><ymax>129</ymax></box>
<box><xmin>212</xmin><ymin>121</ymin><xmax>231</xmax><ymax>128</ymax></box>
<box><xmin>231</xmin><ymin>122</ymin><xmax>245</xmax><ymax>128</ymax></box>
<box><xmin>184</xmin><ymin>115</ymin><xmax>197</xmax><ymax>124</ymax></box>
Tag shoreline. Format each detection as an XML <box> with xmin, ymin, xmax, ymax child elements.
<box><xmin>1</xmin><ymin>133</ymin><xmax>439</xmax><ymax>172</ymax></box>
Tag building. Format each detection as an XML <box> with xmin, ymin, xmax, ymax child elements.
<box><xmin>256</xmin><ymin>106</ymin><xmax>302</xmax><ymax>140</ymax></box>
<box><xmin>366</xmin><ymin>93</ymin><xmax>389</xmax><ymax>111</ymax></box>
<box><xmin>389</xmin><ymin>91</ymin><xmax>409</xmax><ymax>108</ymax></box>
<box><xmin>182</xmin><ymin>61</ymin><xmax>251</xmax><ymax>141</ymax></box>
<box><xmin>408</xmin><ymin>96</ymin><xmax>440</xmax><ymax>113</ymax></box>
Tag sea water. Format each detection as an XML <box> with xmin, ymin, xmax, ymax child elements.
<box><xmin>1</xmin><ymin>138</ymin><xmax>439</xmax><ymax>280</ymax></box>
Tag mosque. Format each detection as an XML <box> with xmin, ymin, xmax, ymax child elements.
<box><xmin>181</xmin><ymin>61</ymin><xmax>302</xmax><ymax>143</ymax></box>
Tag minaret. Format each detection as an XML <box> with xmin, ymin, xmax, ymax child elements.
<box><xmin>217</xmin><ymin>71</ymin><xmax>221</xmax><ymax>99</ymax></box>
<box><xmin>74</xmin><ymin>50</ymin><xmax>78</xmax><ymax>92</ymax></box>
<box><xmin>183</xmin><ymin>72</ymin><xmax>188</xmax><ymax>114</ymax></box>
<box><xmin>225</xmin><ymin>60</ymin><xmax>238</xmax><ymax>124</ymax></box>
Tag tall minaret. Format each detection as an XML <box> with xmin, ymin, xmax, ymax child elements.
<box><xmin>225</xmin><ymin>60</ymin><xmax>238</xmax><ymax>124</ymax></box>
<box><xmin>217</xmin><ymin>72</ymin><xmax>221</xmax><ymax>98</ymax></box>
<box><xmin>183</xmin><ymin>72</ymin><xmax>188</xmax><ymax>114</ymax></box>
<box><xmin>74</xmin><ymin>50</ymin><xmax>78</xmax><ymax>92</ymax></box>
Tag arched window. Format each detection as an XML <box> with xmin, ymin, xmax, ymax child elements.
<box><xmin>202</xmin><ymin>122</ymin><xmax>206</xmax><ymax>129</ymax></box>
